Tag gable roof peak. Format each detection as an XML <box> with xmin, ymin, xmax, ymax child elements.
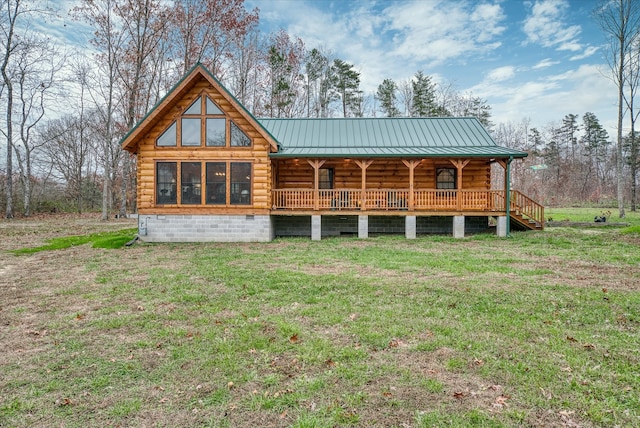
<box><xmin>120</xmin><ymin>63</ymin><xmax>278</xmax><ymax>152</ymax></box>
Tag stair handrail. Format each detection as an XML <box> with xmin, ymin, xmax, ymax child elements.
<box><xmin>510</xmin><ymin>190</ymin><xmax>544</xmax><ymax>227</ymax></box>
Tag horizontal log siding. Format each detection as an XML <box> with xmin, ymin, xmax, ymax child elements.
<box><xmin>136</xmin><ymin>82</ymin><xmax>271</xmax><ymax>212</ymax></box>
<box><xmin>274</xmin><ymin>159</ymin><xmax>491</xmax><ymax>190</ymax></box>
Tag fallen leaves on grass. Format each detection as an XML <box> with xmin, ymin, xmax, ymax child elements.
<box><xmin>289</xmin><ymin>334</ymin><xmax>299</xmax><ymax>343</ymax></box>
<box><xmin>55</xmin><ymin>398</ymin><xmax>73</xmax><ymax>407</ymax></box>
<box><xmin>472</xmin><ymin>358</ymin><xmax>484</xmax><ymax>367</ymax></box>
<box><xmin>388</xmin><ymin>338</ymin><xmax>404</xmax><ymax>348</ymax></box>
<box><xmin>483</xmin><ymin>384</ymin><xmax>502</xmax><ymax>391</ymax></box>
<box><xmin>493</xmin><ymin>394</ymin><xmax>510</xmax><ymax>408</ymax></box>
<box><xmin>263</xmin><ymin>388</ymin><xmax>294</xmax><ymax>398</ymax></box>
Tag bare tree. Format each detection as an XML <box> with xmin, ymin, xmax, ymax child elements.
<box><xmin>624</xmin><ymin>38</ymin><xmax>640</xmax><ymax>210</ymax></box>
<box><xmin>42</xmin><ymin>87</ymin><xmax>100</xmax><ymax>213</ymax></box>
<box><xmin>73</xmin><ymin>0</ymin><xmax>125</xmax><ymax>220</ymax></box>
<box><xmin>168</xmin><ymin>0</ymin><xmax>258</xmax><ymax>77</ymax></box>
<box><xmin>115</xmin><ymin>0</ymin><xmax>170</xmax><ymax>216</ymax></box>
<box><xmin>9</xmin><ymin>36</ymin><xmax>65</xmax><ymax>216</ymax></box>
<box><xmin>397</xmin><ymin>79</ymin><xmax>412</xmax><ymax>117</ymax></box>
<box><xmin>1</xmin><ymin>0</ymin><xmax>63</xmax><ymax>217</ymax></box>
<box><xmin>1</xmin><ymin>0</ymin><xmax>22</xmax><ymax>218</ymax></box>
<box><xmin>228</xmin><ymin>24</ymin><xmax>263</xmax><ymax>114</ymax></box>
<box><xmin>264</xmin><ymin>30</ymin><xmax>306</xmax><ymax>118</ymax></box>
<box><xmin>594</xmin><ymin>0</ymin><xmax>640</xmax><ymax>218</ymax></box>
<box><xmin>304</xmin><ymin>47</ymin><xmax>336</xmax><ymax>118</ymax></box>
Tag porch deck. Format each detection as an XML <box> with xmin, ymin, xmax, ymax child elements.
<box><xmin>272</xmin><ymin>189</ymin><xmax>544</xmax><ymax>229</ymax></box>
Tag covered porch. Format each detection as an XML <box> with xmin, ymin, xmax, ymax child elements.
<box><xmin>270</xmin><ymin>157</ymin><xmax>544</xmax><ymax>234</ymax></box>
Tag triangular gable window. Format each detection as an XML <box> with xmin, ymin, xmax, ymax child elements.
<box><xmin>185</xmin><ymin>98</ymin><xmax>201</xmax><ymax>115</ymax></box>
<box><xmin>207</xmin><ymin>97</ymin><xmax>222</xmax><ymax>115</ymax></box>
<box><xmin>230</xmin><ymin>121</ymin><xmax>251</xmax><ymax>147</ymax></box>
<box><xmin>157</xmin><ymin>121</ymin><xmax>176</xmax><ymax>146</ymax></box>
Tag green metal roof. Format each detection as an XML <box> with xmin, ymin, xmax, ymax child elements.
<box><xmin>260</xmin><ymin>117</ymin><xmax>527</xmax><ymax>158</ymax></box>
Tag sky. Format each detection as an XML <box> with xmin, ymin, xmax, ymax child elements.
<box><xmin>28</xmin><ymin>0</ymin><xmax>620</xmax><ymax>136</ymax></box>
<box><xmin>246</xmin><ymin>0</ymin><xmax>618</xmax><ymax>133</ymax></box>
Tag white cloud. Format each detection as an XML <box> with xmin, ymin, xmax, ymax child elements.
<box><xmin>380</xmin><ymin>0</ymin><xmax>507</xmax><ymax>66</ymax></box>
<box><xmin>532</xmin><ymin>58</ymin><xmax>559</xmax><ymax>69</ymax></box>
<box><xmin>523</xmin><ymin>0</ymin><xmax>582</xmax><ymax>51</ymax></box>
<box><xmin>569</xmin><ymin>45</ymin><xmax>599</xmax><ymax>61</ymax></box>
<box><xmin>486</xmin><ymin>66</ymin><xmax>516</xmax><ymax>82</ymax></box>
<box><xmin>472</xmin><ymin>63</ymin><xmax>617</xmax><ymax>130</ymax></box>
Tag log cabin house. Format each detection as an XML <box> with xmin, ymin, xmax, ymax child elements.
<box><xmin>121</xmin><ymin>64</ymin><xmax>543</xmax><ymax>242</ymax></box>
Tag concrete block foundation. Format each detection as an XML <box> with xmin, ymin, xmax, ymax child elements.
<box><xmin>138</xmin><ymin>214</ymin><xmax>273</xmax><ymax>242</ymax></box>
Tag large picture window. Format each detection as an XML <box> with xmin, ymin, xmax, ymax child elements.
<box><xmin>181</xmin><ymin>162</ymin><xmax>202</xmax><ymax>204</ymax></box>
<box><xmin>156</xmin><ymin>161</ymin><xmax>250</xmax><ymax>206</ymax></box>
<box><xmin>156</xmin><ymin>162</ymin><xmax>177</xmax><ymax>204</ymax></box>
<box><xmin>436</xmin><ymin>168</ymin><xmax>456</xmax><ymax>189</ymax></box>
<box><xmin>230</xmin><ymin>162</ymin><xmax>251</xmax><ymax>205</ymax></box>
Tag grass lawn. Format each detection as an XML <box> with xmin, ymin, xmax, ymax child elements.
<box><xmin>1</xmin><ymin>211</ymin><xmax>639</xmax><ymax>427</ymax></box>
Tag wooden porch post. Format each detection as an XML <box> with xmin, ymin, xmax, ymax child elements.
<box><xmin>402</xmin><ymin>160</ymin><xmax>422</xmax><ymax>210</ymax></box>
<box><xmin>449</xmin><ymin>159</ymin><xmax>469</xmax><ymax>211</ymax></box>
<box><xmin>307</xmin><ymin>159</ymin><xmax>325</xmax><ymax>210</ymax></box>
<box><xmin>355</xmin><ymin>160</ymin><xmax>373</xmax><ymax>210</ymax></box>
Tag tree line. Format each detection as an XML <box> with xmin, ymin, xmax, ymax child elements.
<box><xmin>1</xmin><ymin>0</ymin><xmax>639</xmax><ymax>218</ymax></box>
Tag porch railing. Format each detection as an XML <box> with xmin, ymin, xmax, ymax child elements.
<box><xmin>272</xmin><ymin>189</ymin><xmax>509</xmax><ymax>212</ymax></box>
<box><xmin>272</xmin><ymin>188</ymin><xmax>544</xmax><ymax>228</ymax></box>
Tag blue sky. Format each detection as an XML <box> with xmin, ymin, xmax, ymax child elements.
<box><xmin>247</xmin><ymin>0</ymin><xmax>617</xmax><ymax>133</ymax></box>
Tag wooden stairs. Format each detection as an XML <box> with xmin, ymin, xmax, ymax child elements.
<box><xmin>509</xmin><ymin>190</ymin><xmax>544</xmax><ymax>230</ymax></box>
